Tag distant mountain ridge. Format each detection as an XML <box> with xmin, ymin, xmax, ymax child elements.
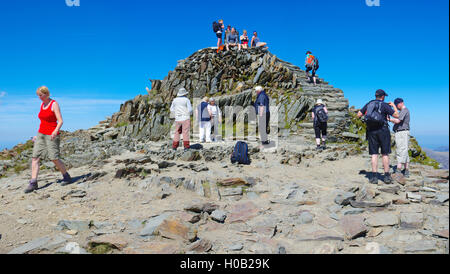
<box><xmin>424</xmin><ymin>148</ymin><xmax>449</xmax><ymax>169</ymax></box>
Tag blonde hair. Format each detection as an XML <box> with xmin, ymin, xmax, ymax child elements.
<box><xmin>218</xmin><ymin>19</ymin><xmax>223</xmax><ymax>23</ymax></box>
<box><xmin>243</xmin><ymin>30</ymin><xmax>247</xmax><ymax>34</ymax></box>
<box><xmin>37</xmin><ymin>86</ymin><xmax>50</xmax><ymax>96</ymax></box>
<box><xmin>202</xmin><ymin>96</ymin><xmax>209</xmax><ymax>102</ymax></box>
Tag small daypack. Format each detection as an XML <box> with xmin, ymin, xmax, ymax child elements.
<box><xmin>212</xmin><ymin>22</ymin><xmax>220</xmax><ymax>33</ymax></box>
<box><xmin>365</xmin><ymin>100</ymin><xmax>385</xmax><ymax>126</ymax></box>
<box><xmin>313</xmin><ymin>57</ymin><xmax>319</xmax><ymax>70</ymax></box>
<box><xmin>316</xmin><ymin>105</ymin><xmax>328</xmax><ymax>123</ymax></box>
<box><xmin>231</xmin><ymin>141</ymin><xmax>251</xmax><ymax>165</ymax></box>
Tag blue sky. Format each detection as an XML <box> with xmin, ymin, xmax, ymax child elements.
<box><xmin>0</xmin><ymin>0</ymin><xmax>448</xmax><ymax>150</ymax></box>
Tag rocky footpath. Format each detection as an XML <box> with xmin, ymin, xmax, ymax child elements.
<box><xmin>0</xmin><ymin>136</ymin><xmax>448</xmax><ymax>254</ymax></box>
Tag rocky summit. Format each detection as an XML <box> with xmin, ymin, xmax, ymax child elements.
<box><xmin>0</xmin><ymin>48</ymin><xmax>448</xmax><ymax>254</ymax></box>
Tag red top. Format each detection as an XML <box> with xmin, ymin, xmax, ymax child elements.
<box><xmin>38</xmin><ymin>100</ymin><xmax>59</xmax><ymax>135</ymax></box>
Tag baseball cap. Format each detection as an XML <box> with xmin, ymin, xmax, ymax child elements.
<box><xmin>394</xmin><ymin>98</ymin><xmax>404</xmax><ymax>106</ymax></box>
<box><xmin>375</xmin><ymin>89</ymin><xmax>388</xmax><ymax>97</ymax></box>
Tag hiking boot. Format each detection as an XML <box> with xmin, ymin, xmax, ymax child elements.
<box><xmin>403</xmin><ymin>169</ymin><xmax>409</xmax><ymax>178</ymax></box>
<box><xmin>316</xmin><ymin>145</ymin><xmax>322</xmax><ymax>151</ymax></box>
<box><xmin>369</xmin><ymin>173</ymin><xmax>378</xmax><ymax>184</ymax></box>
<box><xmin>61</xmin><ymin>172</ymin><xmax>73</xmax><ymax>186</ymax></box>
<box><xmin>321</xmin><ymin>145</ymin><xmax>327</xmax><ymax>150</ymax></box>
<box><xmin>24</xmin><ymin>180</ymin><xmax>38</xmax><ymax>194</ymax></box>
<box><xmin>384</xmin><ymin>173</ymin><xmax>393</xmax><ymax>184</ymax></box>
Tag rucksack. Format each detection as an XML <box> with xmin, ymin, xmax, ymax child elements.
<box><xmin>212</xmin><ymin>22</ymin><xmax>220</xmax><ymax>33</ymax></box>
<box><xmin>365</xmin><ymin>100</ymin><xmax>385</xmax><ymax>126</ymax></box>
<box><xmin>231</xmin><ymin>141</ymin><xmax>251</xmax><ymax>165</ymax></box>
<box><xmin>313</xmin><ymin>57</ymin><xmax>319</xmax><ymax>70</ymax></box>
<box><xmin>306</xmin><ymin>54</ymin><xmax>315</xmax><ymax>66</ymax></box>
<box><xmin>316</xmin><ymin>105</ymin><xmax>328</xmax><ymax>123</ymax></box>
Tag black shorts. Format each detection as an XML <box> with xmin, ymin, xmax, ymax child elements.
<box><xmin>216</xmin><ymin>32</ymin><xmax>222</xmax><ymax>39</ymax></box>
<box><xmin>367</xmin><ymin>127</ymin><xmax>391</xmax><ymax>155</ymax></box>
<box><xmin>314</xmin><ymin>122</ymin><xmax>327</xmax><ymax>139</ymax></box>
<box><xmin>306</xmin><ymin>65</ymin><xmax>316</xmax><ymax>76</ymax></box>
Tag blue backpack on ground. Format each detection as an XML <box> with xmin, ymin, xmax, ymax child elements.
<box><xmin>231</xmin><ymin>141</ymin><xmax>251</xmax><ymax>165</ymax></box>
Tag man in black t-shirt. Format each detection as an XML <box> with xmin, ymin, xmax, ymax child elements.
<box><xmin>357</xmin><ymin>89</ymin><xmax>399</xmax><ymax>184</ymax></box>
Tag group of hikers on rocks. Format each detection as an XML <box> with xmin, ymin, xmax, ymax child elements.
<box><xmin>24</xmin><ymin>65</ymin><xmax>410</xmax><ymax>194</ymax></box>
<box><xmin>213</xmin><ymin>19</ymin><xmax>268</xmax><ymax>53</ymax></box>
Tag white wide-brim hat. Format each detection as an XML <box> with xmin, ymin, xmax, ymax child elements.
<box><xmin>254</xmin><ymin>86</ymin><xmax>263</xmax><ymax>92</ymax></box>
<box><xmin>316</xmin><ymin>99</ymin><xmax>324</xmax><ymax>105</ymax></box>
<box><xmin>177</xmin><ymin>88</ymin><xmax>188</xmax><ymax>97</ymax></box>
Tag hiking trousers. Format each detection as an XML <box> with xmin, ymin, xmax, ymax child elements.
<box><xmin>395</xmin><ymin>130</ymin><xmax>410</xmax><ymax>164</ymax></box>
<box><xmin>199</xmin><ymin>121</ymin><xmax>211</xmax><ymax>142</ymax></box>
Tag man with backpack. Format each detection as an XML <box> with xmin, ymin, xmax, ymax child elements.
<box><xmin>305</xmin><ymin>51</ymin><xmax>319</xmax><ymax>86</ymax></box>
<box><xmin>357</xmin><ymin>89</ymin><xmax>400</xmax><ymax>184</ymax></box>
<box><xmin>213</xmin><ymin>20</ymin><xmax>224</xmax><ymax>52</ymax></box>
<box><xmin>388</xmin><ymin>98</ymin><xmax>411</xmax><ymax>177</ymax></box>
<box><xmin>254</xmin><ymin>86</ymin><xmax>270</xmax><ymax>147</ymax></box>
<box><xmin>311</xmin><ymin>99</ymin><xmax>328</xmax><ymax>150</ymax></box>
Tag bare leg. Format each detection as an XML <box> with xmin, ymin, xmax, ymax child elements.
<box><xmin>31</xmin><ymin>157</ymin><xmax>40</xmax><ymax>180</ymax></box>
<box><xmin>371</xmin><ymin>154</ymin><xmax>379</xmax><ymax>173</ymax></box>
<box><xmin>382</xmin><ymin>155</ymin><xmax>390</xmax><ymax>173</ymax></box>
<box><xmin>226</xmin><ymin>44</ymin><xmax>229</xmax><ymax>51</ymax></box>
<box><xmin>52</xmin><ymin>159</ymin><xmax>67</xmax><ymax>175</ymax></box>
<box><xmin>315</xmin><ymin>138</ymin><xmax>321</xmax><ymax>146</ymax></box>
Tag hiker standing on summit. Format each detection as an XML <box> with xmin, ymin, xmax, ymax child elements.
<box><xmin>213</xmin><ymin>19</ymin><xmax>224</xmax><ymax>50</ymax></box>
<box><xmin>170</xmin><ymin>88</ymin><xmax>193</xmax><ymax>151</ymax></box>
<box><xmin>305</xmin><ymin>51</ymin><xmax>319</xmax><ymax>86</ymax></box>
<box><xmin>25</xmin><ymin>86</ymin><xmax>72</xmax><ymax>194</ymax></box>
<box><xmin>357</xmin><ymin>89</ymin><xmax>399</xmax><ymax>185</ymax></box>
<box><xmin>311</xmin><ymin>99</ymin><xmax>329</xmax><ymax>150</ymax></box>
<box><xmin>389</xmin><ymin>98</ymin><xmax>411</xmax><ymax>177</ymax></box>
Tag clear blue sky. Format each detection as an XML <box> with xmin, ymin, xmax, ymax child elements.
<box><xmin>0</xmin><ymin>0</ymin><xmax>448</xmax><ymax>150</ymax></box>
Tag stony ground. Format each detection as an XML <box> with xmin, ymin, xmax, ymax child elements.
<box><xmin>0</xmin><ymin>137</ymin><xmax>448</xmax><ymax>254</ymax></box>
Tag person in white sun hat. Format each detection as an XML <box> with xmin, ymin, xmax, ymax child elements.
<box><xmin>311</xmin><ymin>99</ymin><xmax>329</xmax><ymax>150</ymax></box>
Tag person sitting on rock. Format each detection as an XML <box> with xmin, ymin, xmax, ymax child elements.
<box><xmin>226</xmin><ymin>27</ymin><xmax>241</xmax><ymax>51</ymax></box>
<box><xmin>311</xmin><ymin>99</ymin><xmax>329</xmax><ymax>150</ymax></box>
<box><xmin>25</xmin><ymin>86</ymin><xmax>73</xmax><ymax>194</ymax></box>
<box><xmin>196</xmin><ymin>97</ymin><xmax>212</xmax><ymax>143</ymax></box>
<box><xmin>251</xmin><ymin>31</ymin><xmax>268</xmax><ymax>49</ymax></box>
<box><xmin>240</xmin><ymin>30</ymin><xmax>249</xmax><ymax>49</ymax></box>
<box><xmin>357</xmin><ymin>89</ymin><xmax>400</xmax><ymax>185</ymax></box>
<box><xmin>207</xmin><ymin>98</ymin><xmax>222</xmax><ymax>142</ymax></box>
<box><xmin>305</xmin><ymin>51</ymin><xmax>319</xmax><ymax>86</ymax></box>
<box><xmin>224</xmin><ymin>25</ymin><xmax>232</xmax><ymax>45</ymax></box>
<box><xmin>170</xmin><ymin>88</ymin><xmax>193</xmax><ymax>151</ymax></box>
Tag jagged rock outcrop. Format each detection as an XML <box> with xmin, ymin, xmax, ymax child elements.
<box><xmin>112</xmin><ymin>47</ymin><xmax>350</xmax><ymax>141</ymax></box>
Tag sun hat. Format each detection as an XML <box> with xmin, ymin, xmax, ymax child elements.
<box><xmin>254</xmin><ymin>86</ymin><xmax>263</xmax><ymax>92</ymax></box>
<box><xmin>316</xmin><ymin>99</ymin><xmax>324</xmax><ymax>105</ymax></box>
<box><xmin>177</xmin><ymin>88</ymin><xmax>188</xmax><ymax>97</ymax></box>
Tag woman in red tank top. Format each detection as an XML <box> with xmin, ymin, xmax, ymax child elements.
<box><xmin>25</xmin><ymin>86</ymin><xmax>73</xmax><ymax>194</ymax></box>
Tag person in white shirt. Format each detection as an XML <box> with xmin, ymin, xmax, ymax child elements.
<box><xmin>170</xmin><ymin>88</ymin><xmax>193</xmax><ymax>150</ymax></box>
<box><xmin>207</xmin><ymin>98</ymin><xmax>222</xmax><ymax>142</ymax></box>
<box><xmin>196</xmin><ymin>97</ymin><xmax>212</xmax><ymax>143</ymax></box>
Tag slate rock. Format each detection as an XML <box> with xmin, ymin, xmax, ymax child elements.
<box><xmin>339</xmin><ymin>215</ymin><xmax>368</xmax><ymax>239</ymax></box>
<box><xmin>334</xmin><ymin>192</ymin><xmax>356</xmax><ymax>206</ymax></box>
<box><xmin>210</xmin><ymin>210</ymin><xmax>227</xmax><ymax>223</ymax></box>
<box><xmin>400</xmin><ymin>212</ymin><xmax>424</xmax><ymax>229</ymax></box>
<box><xmin>139</xmin><ymin>213</ymin><xmax>172</xmax><ymax>237</ymax></box>
<box><xmin>366</xmin><ymin>213</ymin><xmax>398</xmax><ymax>227</ymax></box>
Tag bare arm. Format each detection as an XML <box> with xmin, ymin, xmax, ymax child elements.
<box><xmin>357</xmin><ymin>111</ymin><xmax>364</xmax><ymax>118</ymax></box>
<box><xmin>324</xmin><ymin>107</ymin><xmax>328</xmax><ymax>114</ymax></box>
<box><xmin>389</xmin><ymin>117</ymin><xmax>401</xmax><ymax>124</ymax></box>
<box><xmin>51</xmin><ymin>101</ymin><xmax>63</xmax><ymax>139</ymax></box>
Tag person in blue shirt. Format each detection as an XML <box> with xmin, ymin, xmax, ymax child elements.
<box><xmin>226</xmin><ymin>27</ymin><xmax>241</xmax><ymax>51</ymax></box>
<box><xmin>254</xmin><ymin>86</ymin><xmax>270</xmax><ymax>146</ymax></box>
